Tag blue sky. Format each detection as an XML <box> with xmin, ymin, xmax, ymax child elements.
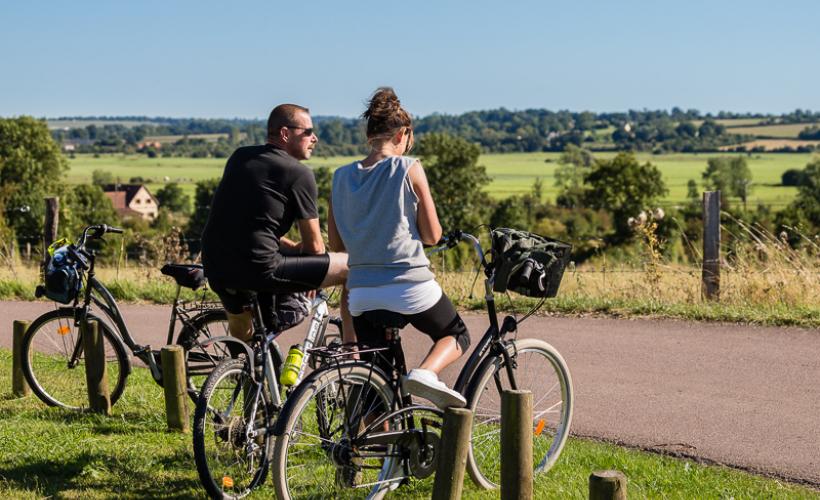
<box><xmin>1</xmin><ymin>0</ymin><xmax>817</xmax><ymax>119</ymax></box>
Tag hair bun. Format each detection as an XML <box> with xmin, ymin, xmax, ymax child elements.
<box><xmin>362</xmin><ymin>87</ymin><xmax>412</xmax><ymax>138</ymax></box>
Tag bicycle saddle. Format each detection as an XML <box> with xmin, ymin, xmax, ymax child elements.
<box><xmin>360</xmin><ymin>310</ymin><xmax>409</xmax><ymax>330</ymax></box>
<box><xmin>160</xmin><ymin>263</ymin><xmax>206</xmax><ymax>290</ymax></box>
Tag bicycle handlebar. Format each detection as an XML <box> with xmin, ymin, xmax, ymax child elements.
<box><xmin>427</xmin><ymin>230</ymin><xmax>488</xmax><ymax>269</ymax></box>
<box><xmin>77</xmin><ymin>224</ymin><xmax>124</xmax><ymax>248</ymax></box>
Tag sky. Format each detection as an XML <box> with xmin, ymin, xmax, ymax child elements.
<box><xmin>1</xmin><ymin>0</ymin><xmax>818</xmax><ymax>119</ymax></box>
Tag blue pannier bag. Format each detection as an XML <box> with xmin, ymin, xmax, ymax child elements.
<box><xmin>43</xmin><ymin>246</ymin><xmax>82</xmax><ymax>304</ymax></box>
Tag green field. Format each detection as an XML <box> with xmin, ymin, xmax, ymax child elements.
<box><xmin>727</xmin><ymin>123</ymin><xmax>820</xmax><ymax>138</ymax></box>
<box><xmin>68</xmin><ymin>151</ymin><xmax>813</xmax><ymax>207</ymax></box>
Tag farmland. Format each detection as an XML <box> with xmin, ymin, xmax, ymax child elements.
<box><xmin>67</xmin><ymin>151</ymin><xmax>812</xmax><ymax>207</ymax></box>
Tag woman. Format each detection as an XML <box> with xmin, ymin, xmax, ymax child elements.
<box><xmin>328</xmin><ymin>87</ymin><xmax>469</xmax><ymax>409</ymax></box>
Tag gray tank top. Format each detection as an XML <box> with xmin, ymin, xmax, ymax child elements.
<box><xmin>332</xmin><ymin>155</ymin><xmax>435</xmax><ymax>288</ymax></box>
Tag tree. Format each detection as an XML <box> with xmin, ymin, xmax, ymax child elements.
<box><xmin>185</xmin><ymin>178</ymin><xmax>220</xmax><ymax>252</ymax></box>
<box><xmin>416</xmin><ymin>133</ymin><xmax>490</xmax><ymax>231</ymax></box>
<box><xmin>156</xmin><ymin>182</ymin><xmax>191</xmax><ymax>214</ymax></box>
<box><xmin>782</xmin><ymin>168</ymin><xmax>807</xmax><ymax>187</ymax></box>
<box><xmin>0</xmin><ymin>117</ymin><xmax>68</xmax><ymax>243</ymax></box>
<box><xmin>490</xmin><ymin>196</ymin><xmax>528</xmax><ymax>229</ymax></box>
<box><xmin>63</xmin><ymin>184</ymin><xmax>119</xmax><ymax>237</ymax></box>
<box><xmin>554</xmin><ymin>144</ymin><xmax>594</xmax><ymax>208</ymax></box>
<box><xmin>313</xmin><ymin>167</ymin><xmax>332</xmax><ymax>230</ymax></box>
<box><xmin>702</xmin><ymin>156</ymin><xmax>753</xmax><ymax>209</ymax></box>
<box><xmin>775</xmin><ymin>159</ymin><xmax>820</xmax><ymax>244</ymax></box>
<box><xmin>92</xmin><ymin>169</ymin><xmax>114</xmax><ymax>186</ymax></box>
<box><xmin>583</xmin><ymin>152</ymin><xmax>667</xmax><ymax>239</ymax></box>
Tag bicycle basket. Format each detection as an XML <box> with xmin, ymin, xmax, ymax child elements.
<box><xmin>490</xmin><ymin>228</ymin><xmax>572</xmax><ymax>298</ymax></box>
<box><xmin>43</xmin><ymin>245</ymin><xmax>82</xmax><ymax>304</ymax></box>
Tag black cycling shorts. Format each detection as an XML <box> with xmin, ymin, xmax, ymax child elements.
<box><xmin>208</xmin><ymin>253</ymin><xmax>330</xmax><ymax>330</ymax></box>
<box><xmin>352</xmin><ymin>293</ymin><xmax>471</xmax><ymax>368</ymax></box>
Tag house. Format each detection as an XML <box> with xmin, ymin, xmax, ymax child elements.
<box><xmin>102</xmin><ymin>184</ymin><xmax>159</xmax><ymax>220</ymax></box>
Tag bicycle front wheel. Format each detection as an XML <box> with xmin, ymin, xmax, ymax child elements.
<box><xmin>465</xmin><ymin>337</ymin><xmax>574</xmax><ymax>489</ymax></box>
<box><xmin>22</xmin><ymin>308</ymin><xmax>130</xmax><ymax>411</ymax></box>
<box><xmin>193</xmin><ymin>357</ymin><xmax>273</xmax><ymax>499</ymax></box>
<box><xmin>272</xmin><ymin>363</ymin><xmax>398</xmax><ymax>500</ymax></box>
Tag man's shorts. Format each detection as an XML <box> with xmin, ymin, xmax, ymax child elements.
<box><xmin>207</xmin><ymin>253</ymin><xmax>330</xmax><ymax>331</ymax></box>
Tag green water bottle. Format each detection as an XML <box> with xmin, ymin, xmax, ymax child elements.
<box><xmin>279</xmin><ymin>344</ymin><xmax>304</xmax><ymax>387</ymax></box>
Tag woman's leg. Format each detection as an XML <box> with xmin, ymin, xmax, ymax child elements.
<box><xmin>419</xmin><ymin>336</ymin><xmax>462</xmax><ymax>374</ymax></box>
<box><xmin>408</xmin><ymin>293</ymin><xmax>471</xmax><ymax>375</ymax></box>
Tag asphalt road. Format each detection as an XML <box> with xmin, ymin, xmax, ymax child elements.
<box><xmin>2</xmin><ymin>300</ymin><xmax>818</xmax><ymax>487</ymax></box>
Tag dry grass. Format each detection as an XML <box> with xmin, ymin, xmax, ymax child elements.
<box><xmin>2</xmin><ymin>224</ymin><xmax>817</xmax><ymax>326</ymax></box>
<box><xmin>433</xmin><ymin>222</ymin><xmax>819</xmax><ymax>326</ymax></box>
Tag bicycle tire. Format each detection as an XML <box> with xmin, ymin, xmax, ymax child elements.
<box><xmin>176</xmin><ymin>309</ymin><xmax>233</xmax><ymax>398</ymax></box>
<box><xmin>272</xmin><ymin>362</ymin><xmax>398</xmax><ymax>500</ymax></box>
<box><xmin>193</xmin><ymin>357</ymin><xmax>273</xmax><ymax>499</ymax></box>
<box><xmin>464</xmin><ymin>337</ymin><xmax>574</xmax><ymax>490</ymax></box>
<box><xmin>21</xmin><ymin>308</ymin><xmax>130</xmax><ymax>411</ymax></box>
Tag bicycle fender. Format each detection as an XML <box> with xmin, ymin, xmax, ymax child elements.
<box><xmin>199</xmin><ymin>335</ymin><xmax>256</xmax><ymax>371</ymax></box>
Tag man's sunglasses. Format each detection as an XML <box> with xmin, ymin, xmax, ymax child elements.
<box><xmin>286</xmin><ymin>125</ymin><xmax>315</xmax><ymax>136</ymax></box>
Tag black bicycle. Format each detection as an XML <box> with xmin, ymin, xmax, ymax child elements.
<box><xmin>271</xmin><ymin>229</ymin><xmax>574</xmax><ymax>498</ymax></box>
<box><xmin>21</xmin><ymin>224</ymin><xmax>232</xmax><ymax>411</ymax></box>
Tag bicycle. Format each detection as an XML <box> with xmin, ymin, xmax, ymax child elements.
<box><xmin>21</xmin><ymin>224</ymin><xmax>233</xmax><ymax>411</ymax></box>
<box><xmin>270</xmin><ymin>229</ymin><xmax>574</xmax><ymax>498</ymax></box>
<box><xmin>192</xmin><ymin>288</ymin><xmax>343</xmax><ymax>499</ymax></box>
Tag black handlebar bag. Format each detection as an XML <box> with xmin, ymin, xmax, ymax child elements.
<box><xmin>490</xmin><ymin>228</ymin><xmax>572</xmax><ymax>298</ymax></box>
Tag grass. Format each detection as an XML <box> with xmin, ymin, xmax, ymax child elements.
<box><xmin>1</xmin><ymin>349</ymin><xmax>817</xmax><ymax>499</ymax></box>
<box><xmin>67</xmin><ymin>151</ymin><xmax>812</xmax><ymax>206</ymax></box>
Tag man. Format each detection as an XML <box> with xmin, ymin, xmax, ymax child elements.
<box><xmin>201</xmin><ymin>104</ymin><xmax>349</xmax><ymax>339</ymax></box>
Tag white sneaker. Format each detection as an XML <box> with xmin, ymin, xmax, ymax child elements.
<box><xmin>402</xmin><ymin>369</ymin><xmax>466</xmax><ymax>409</ymax></box>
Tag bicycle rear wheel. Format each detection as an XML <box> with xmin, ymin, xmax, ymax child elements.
<box><xmin>22</xmin><ymin>308</ymin><xmax>130</xmax><ymax>411</ymax></box>
<box><xmin>193</xmin><ymin>357</ymin><xmax>272</xmax><ymax>499</ymax></box>
<box><xmin>176</xmin><ymin>309</ymin><xmax>233</xmax><ymax>397</ymax></box>
<box><xmin>465</xmin><ymin>337</ymin><xmax>573</xmax><ymax>489</ymax></box>
<box><xmin>272</xmin><ymin>363</ymin><xmax>398</xmax><ymax>500</ymax></box>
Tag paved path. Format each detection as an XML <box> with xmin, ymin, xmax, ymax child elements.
<box><xmin>2</xmin><ymin>301</ymin><xmax>818</xmax><ymax>486</ymax></box>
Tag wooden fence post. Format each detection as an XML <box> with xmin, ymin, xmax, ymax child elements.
<box><xmin>82</xmin><ymin>319</ymin><xmax>111</xmax><ymax>415</ymax></box>
<box><xmin>501</xmin><ymin>390</ymin><xmax>533</xmax><ymax>500</ymax></box>
<box><xmin>161</xmin><ymin>345</ymin><xmax>189</xmax><ymax>432</ymax></box>
<box><xmin>12</xmin><ymin>320</ymin><xmax>31</xmax><ymax>397</ymax></box>
<box><xmin>43</xmin><ymin>197</ymin><xmax>59</xmax><ymax>262</ymax></box>
<box><xmin>702</xmin><ymin>191</ymin><xmax>721</xmax><ymax>300</ymax></box>
<box><xmin>589</xmin><ymin>470</ymin><xmax>627</xmax><ymax>500</ymax></box>
<box><xmin>432</xmin><ymin>407</ymin><xmax>473</xmax><ymax>500</ymax></box>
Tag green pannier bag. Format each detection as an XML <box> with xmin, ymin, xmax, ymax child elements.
<box><xmin>490</xmin><ymin>228</ymin><xmax>572</xmax><ymax>298</ymax></box>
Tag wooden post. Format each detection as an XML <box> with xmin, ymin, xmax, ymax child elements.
<box><xmin>161</xmin><ymin>345</ymin><xmax>189</xmax><ymax>432</ymax></box>
<box><xmin>589</xmin><ymin>470</ymin><xmax>627</xmax><ymax>500</ymax></box>
<box><xmin>432</xmin><ymin>407</ymin><xmax>473</xmax><ymax>500</ymax></box>
<box><xmin>501</xmin><ymin>390</ymin><xmax>533</xmax><ymax>500</ymax></box>
<box><xmin>82</xmin><ymin>319</ymin><xmax>111</xmax><ymax>415</ymax></box>
<box><xmin>702</xmin><ymin>191</ymin><xmax>720</xmax><ymax>300</ymax></box>
<box><xmin>12</xmin><ymin>320</ymin><xmax>31</xmax><ymax>397</ymax></box>
<box><xmin>43</xmin><ymin>197</ymin><xmax>59</xmax><ymax>257</ymax></box>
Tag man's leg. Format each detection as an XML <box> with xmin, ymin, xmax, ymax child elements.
<box><xmin>319</xmin><ymin>252</ymin><xmax>355</xmax><ymax>343</ymax></box>
<box><xmin>227</xmin><ymin>311</ymin><xmax>253</xmax><ymax>342</ymax></box>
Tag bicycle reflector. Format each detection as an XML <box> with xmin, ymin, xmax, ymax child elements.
<box><xmin>534</xmin><ymin>419</ymin><xmax>546</xmax><ymax>436</ymax></box>
<box><xmin>57</xmin><ymin>325</ymin><xmax>71</xmax><ymax>336</ymax></box>
<box><xmin>222</xmin><ymin>476</ymin><xmax>234</xmax><ymax>489</ymax></box>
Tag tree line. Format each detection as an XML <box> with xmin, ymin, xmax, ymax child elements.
<box><xmin>49</xmin><ymin>108</ymin><xmax>820</xmax><ymax>158</ymax></box>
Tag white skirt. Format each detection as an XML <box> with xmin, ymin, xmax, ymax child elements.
<box><xmin>349</xmin><ymin>280</ymin><xmax>443</xmax><ymax>316</ymax></box>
